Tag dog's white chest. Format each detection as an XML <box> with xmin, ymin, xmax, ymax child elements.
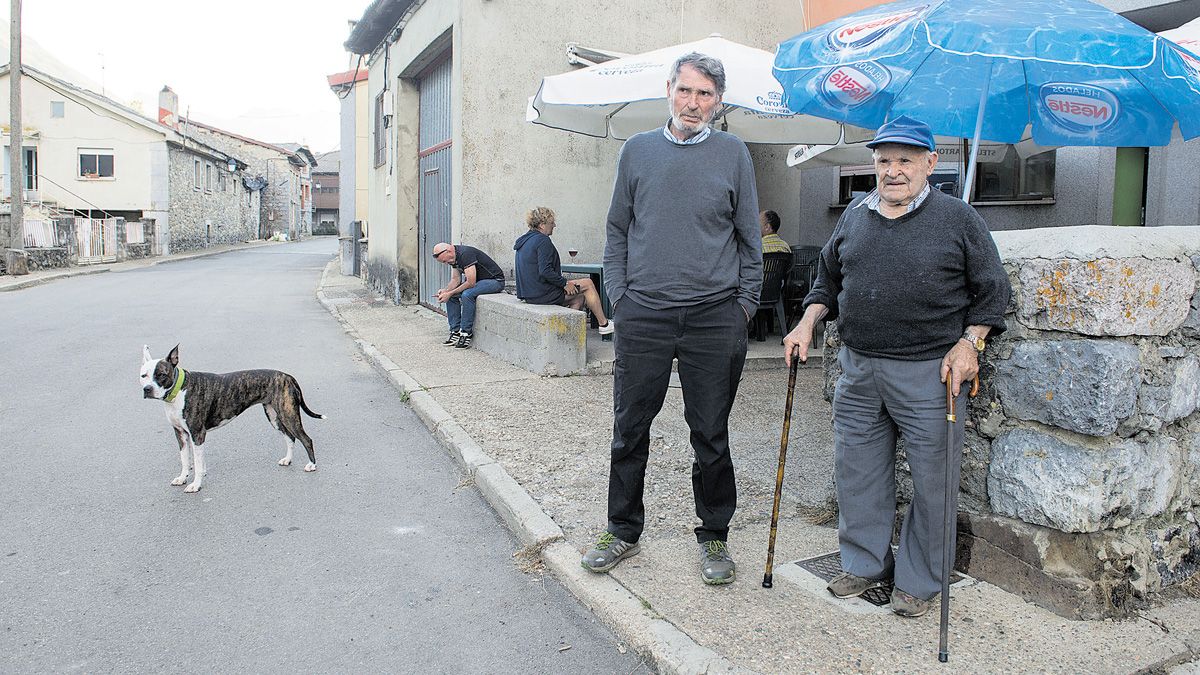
<box><xmin>163</xmin><ymin>391</ymin><xmax>188</xmax><ymax>432</ymax></box>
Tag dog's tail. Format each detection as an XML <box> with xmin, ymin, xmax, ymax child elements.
<box><xmin>292</xmin><ymin>380</ymin><xmax>326</xmax><ymax>419</ymax></box>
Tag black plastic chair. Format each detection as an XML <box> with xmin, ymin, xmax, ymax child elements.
<box><xmin>785</xmin><ymin>246</ymin><xmax>822</xmax><ymax>328</ymax></box>
<box><xmin>753</xmin><ymin>251</ymin><xmax>794</xmax><ymax>342</ymax></box>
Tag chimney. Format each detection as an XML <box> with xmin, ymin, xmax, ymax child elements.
<box><xmin>158</xmin><ymin>86</ymin><xmax>179</xmax><ymax>128</ymax></box>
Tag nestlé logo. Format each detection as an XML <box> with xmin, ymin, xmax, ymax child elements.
<box><xmin>818</xmin><ymin>62</ymin><xmax>891</xmax><ymax>108</ymax></box>
<box><xmin>827</xmin><ymin>8</ymin><xmax>923</xmax><ymax>51</ymax></box>
<box><xmin>1040</xmin><ymin>83</ymin><xmax>1120</xmax><ymax>134</ymax></box>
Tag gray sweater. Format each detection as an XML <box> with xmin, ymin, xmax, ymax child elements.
<box><xmin>805</xmin><ymin>188</ymin><xmax>1010</xmax><ymax>361</ymax></box>
<box><xmin>603</xmin><ymin>128</ymin><xmax>762</xmax><ymax>316</ymax></box>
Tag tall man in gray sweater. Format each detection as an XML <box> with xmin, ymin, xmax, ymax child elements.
<box><xmin>784</xmin><ymin>116</ymin><xmax>1011</xmax><ymax>617</ymax></box>
<box><xmin>580</xmin><ymin>52</ymin><xmax>762</xmax><ymax>585</ymax></box>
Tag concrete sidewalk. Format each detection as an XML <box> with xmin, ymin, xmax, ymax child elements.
<box><xmin>317</xmin><ymin>260</ymin><xmax>1200</xmax><ymax>674</ymax></box>
<box><xmin>0</xmin><ymin>239</ymin><xmax>286</xmax><ymax>292</ymax></box>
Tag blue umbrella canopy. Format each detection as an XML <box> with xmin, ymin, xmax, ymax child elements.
<box><xmin>772</xmin><ymin>0</ymin><xmax>1200</xmax><ymax>147</ymax></box>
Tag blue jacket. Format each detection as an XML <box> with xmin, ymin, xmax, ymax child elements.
<box><xmin>514</xmin><ymin>231</ymin><xmax>566</xmax><ymax>304</ymax></box>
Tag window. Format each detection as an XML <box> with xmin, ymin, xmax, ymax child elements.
<box><xmin>78</xmin><ymin>148</ymin><xmax>114</xmax><ymax>178</ymax></box>
<box><xmin>971</xmin><ymin>146</ymin><xmax>1056</xmax><ymax>202</ymax></box>
<box><xmin>205</xmin><ymin>162</ymin><xmax>213</xmax><ymax>192</ymax></box>
<box><xmin>373</xmin><ymin>92</ymin><xmax>386</xmax><ymax>167</ymax></box>
<box><xmin>50</xmin><ymin>101</ymin><xmax>65</xmax><ymax>118</ymax></box>
<box><xmin>836</xmin><ymin>145</ymin><xmax>1057</xmax><ymax>204</ymax></box>
<box><xmin>193</xmin><ymin>159</ymin><xmax>202</xmax><ymax>189</ymax></box>
<box><xmin>218</xmin><ymin>171</ymin><xmax>227</xmax><ymax>192</ymax></box>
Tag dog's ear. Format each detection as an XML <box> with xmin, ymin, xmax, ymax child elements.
<box><xmin>143</xmin><ymin>345</ymin><xmax>153</xmax><ymax>364</ymax></box>
<box><xmin>167</xmin><ymin>344</ymin><xmax>180</xmax><ymax>367</ymax></box>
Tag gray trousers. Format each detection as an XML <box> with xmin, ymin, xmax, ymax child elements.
<box><xmin>833</xmin><ymin>347</ymin><xmax>965</xmax><ymax>600</ymax></box>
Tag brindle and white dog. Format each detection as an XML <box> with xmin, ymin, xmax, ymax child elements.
<box><xmin>140</xmin><ymin>344</ymin><xmax>324</xmax><ymax>492</ymax></box>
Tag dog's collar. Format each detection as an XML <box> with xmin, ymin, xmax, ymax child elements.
<box><xmin>164</xmin><ymin>368</ymin><xmax>186</xmax><ymax>403</ymax></box>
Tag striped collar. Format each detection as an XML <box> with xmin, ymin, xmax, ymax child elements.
<box><xmin>854</xmin><ymin>183</ymin><xmax>931</xmax><ymax>215</ymax></box>
<box><xmin>662</xmin><ymin>119</ymin><xmax>711</xmax><ymax>146</ymax></box>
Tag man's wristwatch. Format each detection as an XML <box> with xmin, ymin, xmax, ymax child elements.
<box><xmin>960</xmin><ymin>331</ymin><xmax>986</xmax><ymax>352</ymax></box>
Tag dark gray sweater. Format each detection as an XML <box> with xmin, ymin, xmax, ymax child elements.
<box><xmin>804</xmin><ymin>188</ymin><xmax>1010</xmax><ymax>360</ymax></box>
<box><xmin>603</xmin><ymin>128</ymin><xmax>762</xmax><ymax>316</ymax></box>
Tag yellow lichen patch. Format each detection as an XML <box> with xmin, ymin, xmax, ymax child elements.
<box><xmin>1045</xmin><ymin>391</ymin><xmax>1054</xmax><ymax>401</ymax></box>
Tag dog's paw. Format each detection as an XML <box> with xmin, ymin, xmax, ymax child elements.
<box><xmin>304</xmin><ymin>463</ymin><xmax>317</xmax><ymax>472</ymax></box>
<box><xmin>278</xmin><ymin>458</ymin><xmax>292</xmax><ymax>466</ymax></box>
<box><xmin>184</xmin><ymin>482</ymin><xmax>202</xmax><ymax>493</ymax></box>
<box><xmin>170</xmin><ymin>476</ymin><xmax>187</xmax><ymax>486</ymax></box>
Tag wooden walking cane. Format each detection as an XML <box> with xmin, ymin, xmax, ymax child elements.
<box><xmin>763</xmin><ymin>353</ymin><xmax>800</xmax><ymax>588</ymax></box>
<box><xmin>939</xmin><ymin>373</ymin><xmax>979</xmax><ymax>662</ymax></box>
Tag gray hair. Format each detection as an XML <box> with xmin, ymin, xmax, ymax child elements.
<box><xmin>669</xmin><ymin>52</ymin><xmax>726</xmax><ymax>97</ymax></box>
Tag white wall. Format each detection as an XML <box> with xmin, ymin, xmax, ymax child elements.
<box><xmin>1</xmin><ymin>73</ymin><xmax>164</xmax><ymax>211</ymax></box>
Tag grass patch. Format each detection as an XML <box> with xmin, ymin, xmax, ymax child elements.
<box><xmin>512</xmin><ymin>541</ymin><xmax>550</xmax><ymax>575</ymax></box>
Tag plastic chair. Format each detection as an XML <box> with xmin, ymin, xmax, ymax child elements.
<box><xmin>785</xmin><ymin>246</ymin><xmax>822</xmax><ymax>328</ymax></box>
<box><xmin>753</xmin><ymin>251</ymin><xmax>794</xmax><ymax>342</ymax></box>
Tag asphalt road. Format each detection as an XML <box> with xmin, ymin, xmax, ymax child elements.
<box><xmin>0</xmin><ymin>238</ymin><xmax>642</xmax><ymax>673</ymax></box>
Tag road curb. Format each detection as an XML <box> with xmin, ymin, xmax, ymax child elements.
<box><xmin>0</xmin><ymin>267</ymin><xmax>111</xmax><ymax>292</ymax></box>
<box><xmin>0</xmin><ymin>239</ymin><xmax>280</xmax><ymax>292</ymax></box>
<box><xmin>315</xmin><ymin>261</ymin><xmax>750</xmax><ymax>675</ymax></box>
<box><xmin>542</xmin><ymin>542</ymin><xmax>755</xmax><ymax>674</ymax></box>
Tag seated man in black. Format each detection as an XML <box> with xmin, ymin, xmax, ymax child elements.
<box><xmin>513</xmin><ymin>207</ymin><xmax>613</xmax><ymax>335</ymax></box>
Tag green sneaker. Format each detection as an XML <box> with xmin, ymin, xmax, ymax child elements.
<box><xmin>699</xmin><ymin>540</ymin><xmax>736</xmax><ymax>585</ymax></box>
<box><xmin>580</xmin><ymin>532</ymin><xmax>640</xmax><ymax>573</ymax></box>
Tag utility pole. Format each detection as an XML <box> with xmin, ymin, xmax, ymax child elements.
<box><xmin>7</xmin><ymin>0</ymin><xmax>26</xmax><ymax>274</ymax></box>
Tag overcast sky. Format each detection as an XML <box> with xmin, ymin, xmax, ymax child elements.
<box><xmin>13</xmin><ymin>0</ymin><xmax>373</xmax><ymax>153</ymax></box>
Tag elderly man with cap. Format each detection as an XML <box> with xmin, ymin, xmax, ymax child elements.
<box><xmin>782</xmin><ymin>116</ymin><xmax>1010</xmax><ymax>617</ymax></box>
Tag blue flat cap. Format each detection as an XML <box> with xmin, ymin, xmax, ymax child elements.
<box><xmin>865</xmin><ymin>115</ymin><xmax>936</xmax><ymax>152</ymax></box>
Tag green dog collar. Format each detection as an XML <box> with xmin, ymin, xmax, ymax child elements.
<box><xmin>164</xmin><ymin>368</ymin><xmax>186</xmax><ymax>403</ymax></box>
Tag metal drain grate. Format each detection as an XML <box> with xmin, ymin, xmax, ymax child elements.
<box><xmin>794</xmin><ymin>551</ymin><xmax>962</xmax><ymax>608</ymax></box>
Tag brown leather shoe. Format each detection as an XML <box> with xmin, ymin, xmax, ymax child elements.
<box><xmin>890</xmin><ymin>587</ymin><xmax>932</xmax><ymax>617</ymax></box>
<box><xmin>826</xmin><ymin>571</ymin><xmax>888</xmax><ymax>598</ymax></box>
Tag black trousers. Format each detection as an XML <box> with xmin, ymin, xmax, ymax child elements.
<box><xmin>607</xmin><ymin>295</ymin><xmax>748</xmax><ymax>544</ymax></box>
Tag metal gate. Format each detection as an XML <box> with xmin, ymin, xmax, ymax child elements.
<box><xmin>76</xmin><ymin>217</ymin><xmax>118</xmax><ymax>264</ymax></box>
<box><xmin>417</xmin><ymin>54</ymin><xmax>453</xmax><ymax>309</ymax></box>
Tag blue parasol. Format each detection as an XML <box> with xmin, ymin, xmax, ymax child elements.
<box><xmin>772</xmin><ymin>0</ymin><xmax>1200</xmax><ymax>200</ymax></box>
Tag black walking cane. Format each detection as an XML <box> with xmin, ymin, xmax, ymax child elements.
<box><xmin>939</xmin><ymin>373</ymin><xmax>979</xmax><ymax>662</ymax></box>
<box><xmin>763</xmin><ymin>352</ymin><xmax>801</xmax><ymax>588</ymax></box>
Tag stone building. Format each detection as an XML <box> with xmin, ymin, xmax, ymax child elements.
<box><xmin>1</xmin><ymin>52</ymin><xmax>258</xmax><ymax>256</ymax></box>
<box><xmin>312</xmin><ymin>150</ymin><xmax>340</xmax><ymax>235</ymax></box>
<box><xmin>160</xmin><ymin>87</ymin><xmax>316</xmax><ymax>243</ymax></box>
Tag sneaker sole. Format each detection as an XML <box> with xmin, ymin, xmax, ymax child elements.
<box><xmin>827</xmin><ymin>578</ymin><xmax>888</xmax><ymax>599</ymax></box>
<box><xmin>702</xmin><ymin>571</ymin><xmax>736</xmax><ymax>585</ymax></box>
<box><xmin>580</xmin><ymin>545</ymin><xmax>641</xmax><ymax>573</ymax></box>
<box><xmin>892</xmin><ymin>604</ymin><xmax>931</xmax><ymax>618</ymax></box>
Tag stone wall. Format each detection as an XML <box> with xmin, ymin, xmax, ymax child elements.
<box><xmin>26</xmin><ymin>248</ymin><xmax>70</xmax><ymax>270</ymax></box>
<box><xmin>822</xmin><ymin>225</ymin><xmax>1200</xmax><ymax>619</ymax></box>
<box><xmin>166</xmin><ymin>147</ymin><xmax>259</xmax><ymax>252</ymax></box>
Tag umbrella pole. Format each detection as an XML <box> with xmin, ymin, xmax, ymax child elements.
<box><xmin>960</xmin><ymin>61</ymin><xmax>993</xmax><ymax>204</ymax></box>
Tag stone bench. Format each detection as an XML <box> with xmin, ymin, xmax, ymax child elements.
<box><xmin>474</xmin><ymin>293</ymin><xmax>586</xmax><ymax>376</ymax></box>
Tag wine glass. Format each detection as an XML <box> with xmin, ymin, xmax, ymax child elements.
<box><xmin>568</xmin><ymin>248</ymin><xmax>579</xmax><ymax>262</ymax></box>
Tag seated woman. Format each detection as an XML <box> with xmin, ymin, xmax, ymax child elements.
<box><xmin>513</xmin><ymin>207</ymin><xmax>613</xmax><ymax>335</ymax></box>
